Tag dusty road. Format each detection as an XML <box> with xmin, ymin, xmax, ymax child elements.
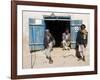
<box><xmin>23</xmin><ymin>47</ymin><xmax>89</xmax><ymax>69</ymax></box>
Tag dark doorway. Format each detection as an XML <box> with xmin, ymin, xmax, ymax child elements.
<box><xmin>44</xmin><ymin>17</ymin><xmax>70</xmax><ymax>47</ymax></box>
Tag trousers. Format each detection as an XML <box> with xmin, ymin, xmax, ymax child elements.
<box><xmin>78</xmin><ymin>44</ymin><xmax>85</xmax><ymax>58</ymax></box>
<box><xmin>62</xmin><ymin>40</ymin><xmax>70</xmax><ymax>50</ymax></box>
<box><xmin>44</xmin><ymin>42</ymin><xmax>53</xmax><ymax>57</ymax></box>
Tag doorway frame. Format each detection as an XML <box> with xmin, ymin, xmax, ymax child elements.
<box><xmin>43</xmin><ymin>15</ymin><xmax>71</xmax><ymax>47</ymax></box>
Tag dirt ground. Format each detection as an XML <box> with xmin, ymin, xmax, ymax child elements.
<box><xmin>22</xmin><ymin>46</ymin><xmax>89</xmax><ymax>69</ymax></box>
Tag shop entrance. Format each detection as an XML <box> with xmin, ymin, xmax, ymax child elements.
<box><xmin>44</xmin><ymin>17</ymin><xmax>70</xmax><ymax>47</ymax></box>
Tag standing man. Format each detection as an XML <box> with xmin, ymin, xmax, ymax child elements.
<box><xmin>62</xmin><ymin>29</ymin><xmax>70</xmax><ymax>50</ymax></box>
<box><xmin>76</xmin><ymin>24</ymin><xmax>88</xmax><ymax>61</ymax></box>
<box><xmin>44</xmin><ymin>29</ymin><xmax>55</xmax><ymax>64</ymax></box>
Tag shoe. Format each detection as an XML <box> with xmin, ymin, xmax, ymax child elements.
<box><xmin>49</xmin><ymin>59</ymin><xmax>53</xmax><ymax>64</ymax></box>
<box><xmin>83</xmin><ymin>56</ymin><xmax>85</xmax><ymax>61</ymax></box>
<box><xmin>77</xmin><ymin>56</ymin><xmax>83</xmax><ymax>61</ymax></box>
<box><xmin>49</xmin><ymin>57</ymin><xmax>53</xmax><ymax>64</ymax></box>
<box><xmin>67</xmin><ymin>48</ymin><xmax>70</xmax><ymax>50</ymax></box>
<box><xmin>51</xmin><ymin>48</ymin><xmax>53</xmax><ymax>51</ymax></box>
<box><xmin>78</xmin><ymin>57</ymin><xmax>82</xmax><ymax>61</ymax></box>
<box><xmin>46</xmin><ymin>56</ymin><xmax>49</xmax><ymax>59</ymax></box>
